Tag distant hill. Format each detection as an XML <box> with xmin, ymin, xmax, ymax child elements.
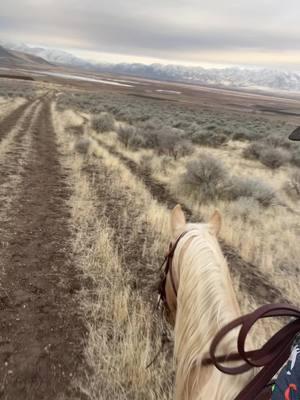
<box><xmin>10</xmin><ymin>50</ymin><xmax>51</xmax><ymax>66</ymax></box>
<box><xmin>1</xmin><ymin>41</ymin><xmax>92</xmax><ymax>69</ymax></box>
<box><xmin>0</xmin><ymin>45</ymin><xmax>20</xmax><ymax>65</ymax></box>
<box><xmin>94</xmin><ymin>63</ymin><xmax>300</xmax><ymax>92</ymax></box>
<box><xmin>2</xmin><ymin>41</ymin><xmax>300</xmax><ymax>92</ymax></box>
<box><xmin>0</xmin><ymin>45</ymin><xmax>52</xmax><ymax>68</ymax></box>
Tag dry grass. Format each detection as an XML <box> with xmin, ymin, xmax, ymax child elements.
<box><xmin>95</xmin><ymin>131</ymin><xmax>300</xmax><ymax>306</ymax></box>
<box><xmin>52</xmin><ymin>103</ymin><xmax>173</xmax><ymax>399</ymax></box>
<box><xmin>93</xmin><ymin>129</ymin><xmax>285</xmax><ymax>342</ymax></box>
<box><xmin>52</xmin><ymin>100</ymin><xmax>290</xmax><ymax>399</ymax></box>
<box><xmin>0</xmin><ymin>96</ymin><xmax>27</xmax><ymax>121</ymax></box>
<box><xmin>0</xmin><ymin>101</ymin><xmax>39</xmax><ymax>158</ymax></box>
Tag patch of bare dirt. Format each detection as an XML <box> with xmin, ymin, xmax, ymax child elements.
<box><xmin>0</xmin><ymin>97</ymin><xmax>85</xmax><ymax>399</ymax></box>
<box><xmin>96</xmin><ymin>139</ymin><xmax>290</xmax><ymax>306</ymax></box>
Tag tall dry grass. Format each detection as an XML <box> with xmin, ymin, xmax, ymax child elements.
<box><xmin>0</xmin><ymin>96</ymin><xmax>27</xmax><ymax>121</ymax></box>
<box><xmin>52</xmin><ymin>101</ymin><xmax>287</xmax><ymax>400</ymax></box>
<box><xmin>95</xmin><ymin>131</ymin><xmax>300</xmax><ymax>306</ymax></box>
<box><xmin>52</xmin><ymin>103</ymin><xmax>173</xmax><ymax>399</ymax></box>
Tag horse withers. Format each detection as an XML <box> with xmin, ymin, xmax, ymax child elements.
<box><xmin>163</xmin><ymin>204</ymin><xmax>255</xmax><ymax>400</ymax></box>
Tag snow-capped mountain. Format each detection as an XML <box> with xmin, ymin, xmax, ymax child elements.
<box><xmin>2</xmin><ymin>40</ymin><xmax>300</xmax><ymax>92</ymax></box>
<box><xmin>0</xmin><ymin>44</ymin><xmax>52</xmax><ymax>67</ymax></box>
<box><xmin>0</xmin><ymin>41</ymin><xmax>92</xmax><ymax>69</ymax></box>
<box><xmin>94</xmin><ymin>63</ymin><xmax>300</xmax><ymax>92</ymax></box>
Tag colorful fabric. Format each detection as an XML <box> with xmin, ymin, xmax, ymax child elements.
<box><xmin>272</xmin><ymin>335</ymin><xmax>300</xmax><ymax>399</ymax></box>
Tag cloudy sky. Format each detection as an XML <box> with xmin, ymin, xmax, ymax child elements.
<box><xmin>1</xmin><ymin>0</ymin><xmax>300</xmax><ymax>68</ymax></box>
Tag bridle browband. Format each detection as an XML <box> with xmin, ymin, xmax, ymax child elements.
<box><xmin>157</xmin><ymin>233</ymin><xmax>300</xmax><ymax>400</ymax></box>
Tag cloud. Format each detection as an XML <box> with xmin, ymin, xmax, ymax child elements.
<box><xmin>1</xmin><ymin>0</ymin><xmax>300</xmax><ymax>66</ymax></box>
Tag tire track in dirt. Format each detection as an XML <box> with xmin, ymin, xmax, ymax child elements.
<box><xmin>0</xmin><ymin>100</ymin><xmax>32</xmax><ymax>142</ymax></box>
<box><xmin>80</xmin><ymin>158</ymin><xmax>175</xmax><ymax>371</ymax></box>
<box><xmin>95</xmin><ymin>138</ymin><xmax>291</xmax><ymax>306</ymax></box>
<box><xmin>0</xmin><ymin>98</ymin><xmax>85</xmax><ymax>400</ymax></box>
<box><xmin>0</xmin><ymin>101</ymin><xmax>42</xmax><ymax>222</ymax></box>
<box><xmin>82</xmin><ymin>160</ymin><xmax>160</xmax><ymax>294</ymax></box>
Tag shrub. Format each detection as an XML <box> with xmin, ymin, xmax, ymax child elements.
<box><xmin>263</xmin><ymin>135</ymin><xmax>293</xmax><ymax>150</ymax></box>
<box><xmin>259</xmin><ymin>147</ymin><xmax>290</xmax><ymax>169</ymax></box>
<box><xmin>244</xmin><ymin>142</ymin><xmax>290</xmax><ymax>169</ymax></box>
<box><xmin>175</xmin><ymin>120</ymin><xmax>195</xmax><ymax>130</ymax></box>
<box><xmin>142</xmin><ymin>118</ymin><xmax>163</xmax><ymax>131</ymax></box>
<box><xmin>116</xmin><ymin>124</ymin><xmax>136</xmax><ymax>147</ymax></box>
<box><xmin>206</xmin><ymin>124</ymin><xmax>217</xmax><ymax>131</ymax></box>
<box><xmin>128</xmin><ymin>133</ymin><xmax>147</xmax><ymax>150</ymax></box>
<box><xmin>290</xmin><ymin>150</ymin><xmax>300</xmax><ymax>168</ymax></box>
<box><xmin>116</xmin><ymin>121</ymin><xmax>193</xmax><ymax>157</ymax></box>
<box><xmin>224</xmin><ymin>176</ymin><xmax>278</xmax><ymax>207</ymax></box>
<box><xmin>140</xmin><ymin>154</ymin><xmax>153</xmax><ymax>174</ymax></box>
<box><xmin>160</xmin><ymin>155</ymin><xmax>174</xmax><ymax>173</ymax></box>
<box><xmin>183</xmin><ymin>154</ymin><xmax>228</xmax><ymax>202</ymax></box>
<box><xmin>191</xmin><ymin>130</ymin><xmax>229</xmax><ymax>147</ymax></box>
<box><xmin>74</xmin><ymin>138</ymin><xmax>92</xmax><ymax>155</ymax></box>
<box><xmin>243</xmin><ymin>143</ymin><xmax>266</xmax><ymax>160</ymax></box>
<box><xmin>227</xmin><ymin>197</ymin><xmax>261</xmax><ymax>223</ymax></box>
<box><xmin>283</xmin><ymin>171</ymin><xmax>300</xmax><ymax>200</ymax></box>
<box><xmin>231</xmin><ymin>130</ymin><xmax>262</xmax><ymax>142</ymax></box>
<box><xmin>135</xmin><ymin>121</ymin><xmax>161</xmax><ymax>149</ymax></box>
<box><xmin>92</xmin><ymin>112</ymin><xmax>115</xmax><ymax>133</ymax></box>
<box><xmin>172</xmin><ymin>140</ymin><xmax>194</xmax><ymax>159</ymax></box>
<box><xmin>156</xmin><ymin>127</ymin><xmax>182</xmax><ymax>156</ymax></box>
<box><xmin>132</xmin><ymin>124</ymin><xmax>190</xmax><ymax>157</ymax></box>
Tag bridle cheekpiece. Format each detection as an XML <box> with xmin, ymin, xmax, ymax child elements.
<box><xmin>158</xmin><ymin>230</ymin><xmax>191</xmax><ymax>309</ymax></box>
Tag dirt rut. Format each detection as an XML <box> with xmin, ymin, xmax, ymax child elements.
<box><xmin>96</xmin><ymin>139</ymin><xmax>291</xmax><ymax>306</ymax></box>
<box><xmin>0</xmin><ymin>100</ymin><xmax>33</xmax><ymax>142</ymax></box>
<box><xmin>0</xmin><ymin>98</ymin><xmax>84</xmax><ymax>399</ymax></box>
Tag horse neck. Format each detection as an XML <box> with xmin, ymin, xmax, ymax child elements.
<box><xmin>173</xmin><ymin>232</ymin><xmax>252</xmax><ymax>400</ymax></box>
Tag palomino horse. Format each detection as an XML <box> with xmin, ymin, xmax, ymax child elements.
<box><xmin>164</xmin><ymin>204</ymin><xmax>255</xmax><ymax>400</ymax></box>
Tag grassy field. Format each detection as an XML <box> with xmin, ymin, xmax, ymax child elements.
<box><xmin>56</xmin><ymin>89</ymin><xmax>300</xmax><ymax>301</ymax></box>
<box><xmin>0</xmin><ymin>78</ymin><xmax>299</xmax><ymax>399</ymax></box>
<box><xmin>53</xmin><ymin>85</ymin><xmax>299</xmax><ymax>397</ymax></box>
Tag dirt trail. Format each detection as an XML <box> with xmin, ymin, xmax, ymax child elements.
<box><xmin>96</xmin><ymin>138</ymin><xmax>291</xmax><ymax>306</ymax></box>
<box><xmin>81</xmin><ymin>158</ymin><xmax>175</xmax><ymax>365</ymax></box>
<box><xmin>0</xmin><ymin>100</ymin><xmax>32</xmax><ymax>141</ymax></box>
<box><xmin>82</xmin><ymin>160</ymin><xmax>160</xmax><ymax>294</ymax></box>
<box><xmin>0</xmin><ymin>96</ymin><xmax>84</xmax><ymax>399</ymax></box>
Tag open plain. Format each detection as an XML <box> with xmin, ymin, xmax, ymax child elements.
<box><xmin>0</xmin><ymin>71</ymin><xmax>300</xmax><ymax>399</ymax></box>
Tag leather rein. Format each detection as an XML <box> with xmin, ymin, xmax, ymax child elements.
<box><xmin>158</xmin><ymin>231</ymin><xmax>300</xmax><ymax>400</ymax></box>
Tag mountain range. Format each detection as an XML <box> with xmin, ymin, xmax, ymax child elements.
<box><xmin>0</xmin><ymin>44</ymin><xmax>51</xmax><ymax>68</ymax></box>
<box><xmin>95</xmin><ymin>63</ymin><xmax>300</xmax><ymax>92</ymax></box>
<box><xmin>0</xmin><ymin>41</ymin><xmax>91</xmax><ymax>69</ymax></box>
<box><xmin>1</xmin><ymin>40</ymin><xmax>300</xmax><ymax>92</ymax></box>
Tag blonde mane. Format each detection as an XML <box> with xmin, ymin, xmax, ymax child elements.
<box><xmin>172</xmin><ymin>223</ymin><xmax>254</xmax><ymax>400</ymax></box>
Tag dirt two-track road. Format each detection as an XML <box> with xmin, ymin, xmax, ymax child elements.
<box><xmin>0</xmin><ymin>93</ymin><xmax>84</xmax><ymax>399</ymax></box>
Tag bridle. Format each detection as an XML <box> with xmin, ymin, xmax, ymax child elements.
<box><xmin>146</xmin><ymin>230</ymin><xmax>195</xmax><ymax>369</ymax></box>
<box><xmin>158</xmin><ymin>230</ymin><xmax>196</xmax><ymax>309</ymax></box>
<box><xmin>156</xmin><ymin>231</ymin><xmax>300</xmax><ymax>400</ymax></box>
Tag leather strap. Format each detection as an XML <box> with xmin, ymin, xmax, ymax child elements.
<box><xmin>204</xmin><ymin>303</ymin><xmax>300</xmax><ymax>400</ymax></box>
<box><xmin>159</xmin><ymin>230</ymin><xmax>198</xmax><ymax>304</ymax></box>
<box><xmin>159</xmin><ymin>235</ymin><xmax>300</xmax><ymax>400</ymax></box>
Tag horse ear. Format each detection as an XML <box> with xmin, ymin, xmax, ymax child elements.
<box><xmin>170</xmin><ymin>204</ymin><xmax>186</xmax><ymax>237</ymax></box>
<box><xmin>209</xmin><ymin>209</ymin><xmax>222</xmax><ymax>236</ymax></box>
